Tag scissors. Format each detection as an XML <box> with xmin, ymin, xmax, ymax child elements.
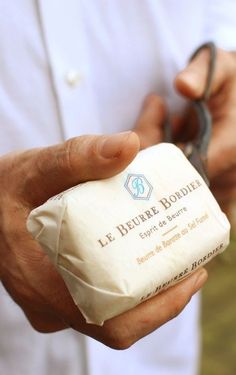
<box><xmin>165</xmin><ymin>42</ymin><xmax>217</xmax><ymax>186</ymax></box>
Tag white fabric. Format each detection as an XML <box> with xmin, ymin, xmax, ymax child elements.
<box><xmin>0</xmin><ymin>1</ymin><xmax>235</xmax><ymax>374</ymax></box>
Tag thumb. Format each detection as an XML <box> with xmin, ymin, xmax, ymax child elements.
<box><xmin>134</xmin><ymin>94</ymin><xmax>166</xmax><ymax>149</ymax></box>
<box><xmin>175</xmin><ymin>48</ymin><xmax>211</xmax><ymax>99</ymax></box>
<box><xmin>175</xmin><ymin>48</ymin><xmax>234</xmax><ymax>99</ymax></box>
<box><xmin>16</xmin><ymin>132</ymin><xmax>140</xmax><ymax>206</ymax></box>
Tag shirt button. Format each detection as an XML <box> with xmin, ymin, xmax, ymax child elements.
<box><xmin>65</xmin><ymin>70</ymin><xmax>81</xmax><ymax>87</ymax></box>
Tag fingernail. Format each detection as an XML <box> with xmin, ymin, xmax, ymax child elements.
<box><xmin>192</xmin><ymin>268</ymin><xmax>208</xmax><ymax>294</ymax></box>
<box><xmin>99</xmin><ymin>131</ymin><xmax>132</xmax><ymax>159</ymax></box>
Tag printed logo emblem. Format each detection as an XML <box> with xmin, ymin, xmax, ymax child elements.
<box><xmin>124</xmin><ymin>174</ymin><xmax>153</xmax><ymax>200</ymax></box>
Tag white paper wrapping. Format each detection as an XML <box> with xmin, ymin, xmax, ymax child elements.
<box><xmin>27</xmin><ymin>143</ymin><xmax>230</xmax><ymax>325</ymax></box>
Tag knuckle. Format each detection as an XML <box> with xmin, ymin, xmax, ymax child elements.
<box><xmin>101</xmin><ymin>326</ymin><xmax>134</xmax><ymax>350</ymax></box>
<box><xmin>56</xmin><ymin>138</ymin><xmax>76</xmax><ymax>175</ymax></box>
<box><xmin>29</xmin><ymin>320</ymin><xmax>53</xmax><ymax>333</ymax></box>
<box><xmin>169</xmin><ymin>296</ymin><xmax>191</xmax><ymax>320</ymax></box>
<box><xmin>63</xmin><ymin>136</ymin><xmax>95</xmax><ymax>173</ymax></box>
<box><xmin>105</xmin><ymin>336</ymin><xmax>132</xmax><ymax>350</ymax></box>
<box><xmin>28</xmin><ymin>318</ymin><xmax>59</xmax><ymax>333</ymax></box>
<box><xmin>25</xmin><ymin>310</ymin><xmax>65</xmax><ymax>333</ymax></box>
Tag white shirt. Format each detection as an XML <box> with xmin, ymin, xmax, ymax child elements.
<box><xmin>0</xmin><ymin>1</ymin><xmax>236</xmax><ymax>374</ymax></box>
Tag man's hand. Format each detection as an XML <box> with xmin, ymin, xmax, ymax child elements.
<box><xmin>175</xmin><ymin>47</ymin><xmax>236</xmax><ymax>210</ymax></box>
<box><xmin>0</xmin><ymin>97</ymin><xmax>207</xmax><ymax>349</ymax></box>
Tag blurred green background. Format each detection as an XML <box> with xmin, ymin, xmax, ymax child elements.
<box><xmin>201</xmin><ymin>227</ymin><xmax>236</xmax><ymax>375</ymax></box>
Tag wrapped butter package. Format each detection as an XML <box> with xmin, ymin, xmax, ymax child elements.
<box><xmin>27</xmin><ymin>143</ymin><xmax>230</xmax><ymax>325</ymax></box>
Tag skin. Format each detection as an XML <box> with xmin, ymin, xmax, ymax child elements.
<box><xmin>137</xmin><ymin>48</ymin><xmax>236</xmax><ymax>212</ymax></box>
<box><xmin>0</xmin><ymin>97</ymin><xmax>207</xmax><ymax>350</ymax></box>
<box><xmin>1</xmin><ymin>45</ymin><xmax>232</xmax><ymax>350</ymax></box>
<box><xmin>175</xmin><ymin>48</ymin><xmax>236</xmax><ymax>210</ymax></box>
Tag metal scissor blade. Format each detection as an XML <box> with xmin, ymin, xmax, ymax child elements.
<box><xmin>184</xmin><ymin>143</ymin><xmax>209</xmax><ymax>186</ymax></box>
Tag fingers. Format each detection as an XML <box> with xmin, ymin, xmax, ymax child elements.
<box><xmin>174</xmin><ymin>48</ymin><xmax>236</xmax><ymax>184</ymax></box>
<box><xmin>1</xmin><ymin>94</ymin><xmax>167</xmax><ymax>207</ymax></box>
<box><xmin>211</xmin><ymin>169</ymin><xmax>236</xmax><ymax>206</ymax></box>
<box><xmin>85</xmin><ymin>268</ymin><xmax>208</xmax><ymax>349</ymax></box>
<box><xmin>134</xmin><ymin>94</ymin><xmax>166</xmax><ymax>149</ymax></box>
<box><xmin>19</xmin><ymin>267</ymin><xmax>207</xmax><ymax>347</ymax></box>
<box><xmin>21</xmin><ymin>93</ymin><xmax>167</xmax><ymax>206</ymax></box>
<box><xmin>24</xmin><ymin>309</ymin><xmax>68</xmax><ymax>333</ymax></box>
<box><xmin>16</xmin><ymin>132</ymin><xmax>140</xmax><ymax>206</ymax></box>
<box><xmin>207</xmin><ymin>118</ymin><xmax>236</xmax><ymax>179</ymax></box>
<box><xmin>175</xmin><ymin>48</ymin><xmax>236</xmax><ymax>99</ymax></box>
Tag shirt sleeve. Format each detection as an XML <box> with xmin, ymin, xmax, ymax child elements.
<box><xmin>205</xmin><ymin>0</ymin><xmax>236</xmax><ymax>50</ymax></box>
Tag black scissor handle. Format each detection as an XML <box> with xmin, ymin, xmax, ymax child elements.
<box><xmin>189</xmin><ymin>41</ymin><xmax>217</xmax><ymax>101</ymax></box>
